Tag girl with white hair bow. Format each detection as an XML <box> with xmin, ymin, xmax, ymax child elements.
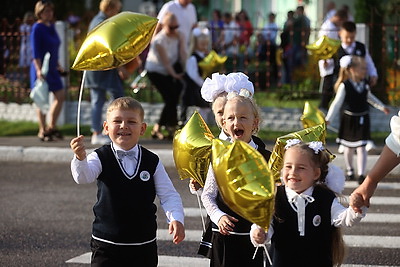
<box><xmin>325</xmin><ymin>55</ymin><xmax>389</xmax><ymax>184</ymax></box>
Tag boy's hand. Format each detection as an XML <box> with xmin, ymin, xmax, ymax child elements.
<box><xmin>383</xmin><ymin>107</ymin><xmax>390</xmax><ymax>115</ymax></box>
<box><xmin>70</xmin><ymin>135</ymin><xmax>86</xmax><ymax>161</ymax></box>
<box><xmin>217</xmin><ymin>215</ymin><xmax>238</xmax><ymax>235</ymax></box>
<box><xmin>169</xmin><ymin>220</ymin><xmax>185</xmax><ymax>244</ymax></box>
<box><xmin>251</xmin><ymin>227</ymin><xmax>266</xmax><ymax>245</ymax></box>
<box><xmin>369</xmin><ymin>76</ymin><xmax>378</xmax><ymax>87</ymax></box>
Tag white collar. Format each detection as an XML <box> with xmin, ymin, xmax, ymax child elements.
<box><xmin>226</xmin><ymin>136</ymin><xmax>258</xmax><ymax>149</ymax></box>
<box><xmin>342</xmin><ymin>41</ymin><xmax>355</xmax><ymax>51</ymax></box>
<box><xmin>111</xmin><ymin>143</ymin><xmax>138</xmax><ymax>157</ymax></box>
<box><xmin>285</xmin><ymin>186</ymin><xmax>315</xmax><ymax>236</ymax></box>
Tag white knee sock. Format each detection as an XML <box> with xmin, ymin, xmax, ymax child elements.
<box><xmin>344</xmin><ymin>147</ymin><xmax>355</xmax><ymax>175</ymax></box>
<box><xmin>356</xmin><ymin>146</ymin><xmax>367</xmax><ymax>176</ymax></box>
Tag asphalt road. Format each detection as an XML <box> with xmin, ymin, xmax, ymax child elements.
<box><xmin>0</xmin><ymin>161</ymin><xmax>399</xmax><ymax>266</ymax></box>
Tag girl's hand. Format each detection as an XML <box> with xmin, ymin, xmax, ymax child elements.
<box><xmin>251</xmin><ymin>227</ymin><xmax>266</xmax><ymax>244</ymax></box>
<box><xmin>217</xmin><ymin>215</ymin><xmax>238</xmax><ymax>235</ymax></box>
<box><xmin>189</xmin><ymin>178</ymin><xmax>202</xmax><ymax>191</ymax></box>
<box><xmin>70</xmin><ymin>135</ymin><xmax>86</xmax><ymax>161</ymax></box>
<box><xmin>349</xmin><ymin>192</ymin><xmax>365</xmax><ymax>213</ymax></box>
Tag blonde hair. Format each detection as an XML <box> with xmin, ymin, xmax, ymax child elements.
<box><xmin>162</xmin><ymin>12</ymin><xmax>178</xmax><ymax>26</ymax></box>
<box><xmin>99</xmin><ymin>0</ymin><xmax>121</xmax><ymax>13</ymax></box>
<box><xmin>334</xmin><ymin>56</ymin><xmax>365</xmax><ymax>92</ymax></box>
<box><xmin>34</xmin><ymin>0</ymin><xmax>54</xmax><ymax>19</ymax></box>
<box><xmin>107</xmin><ymin>97</ymin><xmax>144</xmax><ymax>121</ymax></box>
<box><xmin>284</xmin><ymin>141</ymin><xmax>346</xmax><ymax>266</ymax></box>
<box><xmin>211</xmin><ymin>92</ymin><xmax>227</xmax><ymax>128</ymax></box>
<box><xmin>224</xmin><ymin>94</ymin><xmax>261</xmax><ymax>134</ymax></box>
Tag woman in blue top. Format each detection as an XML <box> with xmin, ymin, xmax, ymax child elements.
<box><xmin>30</xmin><ymin>0</ymin><xmax>65</xmax><ymax>141</ymax></box>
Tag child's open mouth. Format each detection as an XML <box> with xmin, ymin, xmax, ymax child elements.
<box><xmin>234</xmin><ymin>129</ymin><xmax>244</xmax><ymax>137</ymax></box>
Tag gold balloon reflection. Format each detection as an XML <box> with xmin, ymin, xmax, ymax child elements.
<box><xmin>212</xmin><ymin>139</ymin><xmax>275</xmax><ymax>231</ymax></box>
<box><xmin>72</xmin><ymin>12</ymin><xmax>157</xmax><ymax>71</ymax></box>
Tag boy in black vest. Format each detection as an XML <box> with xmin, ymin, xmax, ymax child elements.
<box><xmin>336</xmin><ymin>21</ymin><xmax>378</xmax><ymax>87</ymax></box>
<box><xmin>320</xmin><ymin>20</ymin><xmax>378</xmax><ymax>111</ymax></box>
<box><xmin>70</xmin><ymin>97</ymin><xmax>185</xmax><ymax>267</ymax></box>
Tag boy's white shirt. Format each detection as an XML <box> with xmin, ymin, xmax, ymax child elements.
<box><xmin>250</xmin><ymin>185</ymin><xmax>367</xmax><ymax>246</ymax></box>
<box><xmin>70</xmin><ymin>142</ymin><xmax>185</xmax><ymax>225</ymax></box>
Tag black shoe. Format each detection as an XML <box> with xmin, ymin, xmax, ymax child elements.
<box><xmin>346</xmin><ymin>174</ymin><xmax>355</xmax><ymax>181</ymax></box>
<box><xmin>358</xmin><ymin>175</ymin><xmax>365</xmax><ymax>184</ymax></box>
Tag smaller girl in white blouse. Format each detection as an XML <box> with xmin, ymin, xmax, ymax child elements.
<box><xmin>201</xmin><ymin>88</ymin><xmax>271</xmax><ymax>267</ymax></box>
<box><xmin>325</xmin><ymin>55</ymin><xmax>389</xmax><ymax>184</ymax></box>
<box><xmin>251</xmin><ymin>139</ymin><xmax>366</xmax><ymax>267</ymax></box>
<box><xmin>180</xmin><ymin>27</ymin><xmax>211</xmax><ymax>124</ymax></box>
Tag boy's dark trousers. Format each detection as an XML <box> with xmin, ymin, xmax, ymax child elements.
<box><xmin>90</xmin><ymin>238</ymin><xmax>158</xmax><ymax>267</ymax></box>
<box><xmin>319</xmin><ymin>74</ymin><xmax>334</xmax><ymax>111</ymax></box>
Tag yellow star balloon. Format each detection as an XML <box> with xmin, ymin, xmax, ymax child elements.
<box><xmin>212</xmin><ymin>139</ymin><xmax>275</xmax><ymax>230</ymax></box>
<box><xmin>306</xmin><ymin>35</ymin><xmax>341</xmax><ymax>60</ymax></box>
<box><xmin>173</xmin><ymin>111</ymin><xmax>215</xmax><ymax>187</ymax></box>
<box><xmin>199</xmin><ymin>50</ymin><xmax>228</xmax><ymax>79</ymax></box>
<box><xmin>268</xmin><ymin>123</ymin><xmax>335</xmax><ymax>182</ymax></box>
<box><xmin>71</xmin><ymin>12</ymin><xmax>157</xmax><ymax>71</ymax></box>
<box><xmin>300</xmin><ymin>101</ymin><xmax>326</xmax><ymax>129</ymax></box>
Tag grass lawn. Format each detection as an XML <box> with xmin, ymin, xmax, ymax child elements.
<box><xmin>0</xmin><ymin>120</ymin><xmax>389</xmax><ymax>146</ymax></box>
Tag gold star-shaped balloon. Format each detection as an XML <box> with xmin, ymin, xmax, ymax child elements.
<box><xmin>72</xmin><ymin>12</ymin><xmax>157</xmax><ymax>71</ymax></box>
<box><xmin>173</xmin><ymin>111</ymin><xmax>215</xmax><ymax>187</ymax></box>
<box><xmin>300</xmin><ymin>101</ymin><xmax>326</xmax><ymax>129</ymax></box>
<box><xmin>199</xmin><ymin>50</ymin><xmax>228</xmax><ymax>79</ymax></box>
<box><xmin>306</xmin><ymin>35</ymin><xmax>341</xmax><ymax>60</ymax></box>
<box><xmin>212</xmin><ymin>139</ymin><xmax>275</xmax><ymax>231</ymax></box>
<box><xmin>268</xmin><ymin>123</ymin><xmax>335</xmax><ymax>182</ymax></box>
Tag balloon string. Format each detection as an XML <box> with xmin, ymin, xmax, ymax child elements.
<box><xmin>196</xmin><ymin>191</ymin><xmax>206</xmax><ymax>232</ymax></box>
<box><xmin>77</xmin><ymin>71</ymin><xmax>86</xmax><ymax>137</ymax></box>
<box><xmin>252</xmin><ymin>245</ymin><xmax>272</xmax><ymax>266</ymax></box>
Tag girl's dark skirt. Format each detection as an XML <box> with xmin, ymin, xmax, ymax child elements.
<box><xmin>338</xmin><ymin>112</ymin><xmax>370</xmax><ymax>148</ymax></box>
<box><xmin>209</xmin><ymin>230</ymin><xmax>263</xmax><ymax>267</ymax></box>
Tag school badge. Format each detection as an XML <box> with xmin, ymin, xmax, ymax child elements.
<box><xmin>140</xmin><ymin>171</ymin><xmax>150</xmax><ymax>182</ymax></box>
<box><xmin>313</xmin><ymin>215</ymin><xmax>321</xmax><ymax>227</ymax></box>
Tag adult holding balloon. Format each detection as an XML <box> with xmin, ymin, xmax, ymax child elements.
<box><xmin>145</xmin><ymin>12</ymin><xmax>187</xmax><ymax>140</ymax></box>
<box><xmin>84</xmin><ymin>0</ymin><xmax>125</xmax><ymax>145</ymax></box>
<box><xmin>30</xmin><ymin>0</ymin><xmax>65</xmax><ymax>141</ymax></box>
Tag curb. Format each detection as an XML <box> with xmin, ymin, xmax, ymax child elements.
<box><xmin>2</xmin><ymin>146</ymin><xmax>400</xmax><ymax>176</ymax></box>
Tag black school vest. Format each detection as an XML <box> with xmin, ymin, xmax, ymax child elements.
<box><xmin>213</xmin><ymin>144</ymin><xmax>272</xmax><ymax>233</ymax></box>
<box><xmin>92</xmin><ymin>145</ymin><xmax>159</xmax><ymax>244</ymax></box>
<box><xmin>271</xmin><ymin>185</ymin><xmax>336</xmax><ymax>266</ymax></box>
<box><xmin>342</xmin><ymin>80</ymin><xmax>369</xmax><ymax>113</ymax></box>
<box><xmin>334</xmin><ymin>41</ymin><xmax>367</xmax><ymax>75</ymax></box>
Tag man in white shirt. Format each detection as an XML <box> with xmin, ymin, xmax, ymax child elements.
<box><xmin>155</xmin><ymin>0</ymin><xmax>197</xmax><ymax>52</ymax></box>
<box><xmin>318</xmin><ymin>9</ymin><xmax>348</xmax><ymax>111</ymax></box>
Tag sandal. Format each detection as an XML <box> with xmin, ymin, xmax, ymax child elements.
<box><xmin>49</xmin><ymin>129</ymin><xmax>63</xmax><ymax>140</ymax></box>
<box><xmin>38</xmin><ymin>131</ymin><xmax>53</xmax><ymax>142</ymax></box>
<box><xmin>151</xmin><ymin>130</ymin><xmax>165</xmax><ymax>140</ymax></box>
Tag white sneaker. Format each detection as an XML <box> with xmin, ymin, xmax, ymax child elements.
<box><xmin>365</xmin><ymin>141</ymin><xmax>377</xmax><ymax>152</ymax></box>
<box><xmin>91</xmin><ymin>134</ymin><xmax>110</xmax><ymax>145</ymax></box>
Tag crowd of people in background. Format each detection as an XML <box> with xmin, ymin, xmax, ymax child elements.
<box><xmin>5</xmin><ymin>0</ymin><xmax>377</xmax><ymax>145</ymax></box>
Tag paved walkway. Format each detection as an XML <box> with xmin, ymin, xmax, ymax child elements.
<box><xmin>1</xmin><ymin>135</ymin><xmax>400</xmax><ymax>177</ymax></box>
